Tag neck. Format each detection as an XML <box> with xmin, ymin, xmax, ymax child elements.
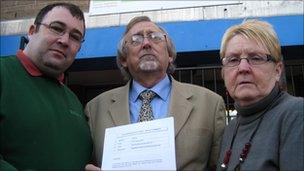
<box><xmin>234</xmin><ymin>84</ymin><xmax>281</xmax><ymax>125</ymax></box>
<box><xmin>235</xmin><ymin>85</ymin><xmax>280</xmax><ymax>116</ymax></box>
<box><xmin>23</xmin><ymin>46</ymin><xmax>35</xmax><ymax>63</ymax></box>
<box><xmin>23</xmin><ymin>47</ymin><xmax>62</xmax><ymax>79</ymax></box>
<box><xmin>135</xmin><ymin>73</ymin><xmax>166</xmax><ymax>88</ymax></box>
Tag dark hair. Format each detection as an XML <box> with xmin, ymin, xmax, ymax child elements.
<box><xmin>34</xmin><ymin>2</ymin><xmax>85</xmax><ymax>35</ymax></box>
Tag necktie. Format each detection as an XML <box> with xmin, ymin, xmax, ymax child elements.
<box><xmin>138</xmin><ymin>90</ymin><xmax>156</xmax><ymax>122</ymax></box>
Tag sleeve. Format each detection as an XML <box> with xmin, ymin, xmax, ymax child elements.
<box><xmin>84</xmin><ymin>102</ymin><xmax>98</xmax><ymax>166</ymax></box>
<box><xmin>208</xmin><ymin>96</ymin><xmax>227</xmax><ymax>171</ymax></box>
<box><xmin>84</xmin><ymin>103</ymin><xmax>94</xmax><ymax>138</ymax></box>
<box><xmin>0</xmin><ymin>60</ymin><xmax>17</xmax><ymax>171</ymax></box>
<box><xmin>280</xmin><ymin>101</ymin><xmax>304</xmax><ymax>170</ymax></box>
<box><xmin>0</xmin><ymin>157</ymin><xmax>18</xmax><ymax>171</ymax></box>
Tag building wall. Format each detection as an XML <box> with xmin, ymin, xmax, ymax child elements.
<box><xmin>1</xmin><ymin>1</ymin><xmax>303</xmax><ymax>36</ymax></box>
<box><xmin>87</xmin><ymin>0</ymin><xmax>303</xmax><ymax>27</ymax></box>
<box><xmin>0</xmin><ymin>0</ymin><xmax>89</xmax><ymax>21</ymax></box>
<box><xmin>0</xmin><ymin>1</ymin><xmax>303</xmax><ymax>103</ymax></box>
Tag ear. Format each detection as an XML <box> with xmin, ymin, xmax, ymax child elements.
<box><xmin>77</xmin><ymin>45</ymin><xmax>82</xmax><ymax>52</ymax></box>
<box><xmin>274</xmin><ymin>62</ymin><xmax>283</xmax><ymax>82</ymax></box>
<box><xmin>168</xmin><ymin>55</ymin><xmax>173</xmax><ymax>63</ymax></box>
<box><xmin>27</xmin><ymin>25</ymin><xmax>37</xmax><ymax>40</ymax></box>
<box><xmin>221</xmin><ymin>67</ymin><xmax>225</xmax><ymax>79</ymax></box>
<box><xmin>120</xmin><ymin>57</ymin><xmax>128</xmax><ymax>68</ymax></box>
<box><xmin>28</xmin><ymin>25</ymin><xmax>36</xmax><ymax>35</ymax></box>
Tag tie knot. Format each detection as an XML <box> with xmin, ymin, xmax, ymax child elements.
<box><xmin>139</xmin><ymin>90</ymin><xmax>156</xmax><ymax>102</ymax></box>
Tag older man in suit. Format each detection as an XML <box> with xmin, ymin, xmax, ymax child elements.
<box><xmin>85</xmin><ymin>16</ymin><xmax>226</xmax><ymax>171</ymax></box>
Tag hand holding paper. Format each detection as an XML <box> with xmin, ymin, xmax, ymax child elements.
<box><xmin>101</xmin><ymin>117</ymin><xmax>176</xmax><ymax>170</ymax></box>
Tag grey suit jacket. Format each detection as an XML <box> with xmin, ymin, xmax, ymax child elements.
<box><xmin>85</xmin><ymin>77</ymin><xmax>226</xmax><ymax>171</ymax></box>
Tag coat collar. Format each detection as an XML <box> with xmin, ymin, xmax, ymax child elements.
<box><xmin>108</xmin><ymin>77</ymin><xmax>194</xmax><ymax>137</ymax></box>
<box><xmin>169</xmin><ymin>77</ymin><xmax>194</xmax><ymax>136</ymax></box>
<box><xmin>109</xmin><ymin>81</ymin><xmax>131</xmax><ymax>126</ymax></box>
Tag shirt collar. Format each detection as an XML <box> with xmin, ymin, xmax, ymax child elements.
<box><xmin>130</xmin><ymin>75</ymin><xmax>171</xmax><ymax>102</ymax></box>
<box><xmin>16</xmin><ymin>50</ymin><xmax>64</xmax><ymax>84</ymax></box>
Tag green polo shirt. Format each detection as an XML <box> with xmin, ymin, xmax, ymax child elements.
<box><xmin>0</xmin><ymin>51</ymin><xmax>92</xmax><ymax>170</ymax></box>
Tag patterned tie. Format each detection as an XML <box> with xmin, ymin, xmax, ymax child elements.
<box><xmin>138</xmin><ymin>90</ymin><xmax>156</xmax><ymax>122</ymax></box>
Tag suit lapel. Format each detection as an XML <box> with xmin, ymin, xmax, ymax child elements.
<box><xmin>106</xmin><ymin>78</ymin><xmax>194</xmax><ymax>136</ymax></box>
<box><xmin>169</xmin><ymin>78</ymin><xmax>194</xmax><ymax>136</ymax></box>
<box><xmin>109</xmin><ymin>81</ymin><xmax>131</xmax><ymax>126</ymax></box>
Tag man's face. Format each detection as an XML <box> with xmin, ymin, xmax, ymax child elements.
<box><xmin>26</xmin><ymin>6</ymin><xmax>84</xmax><ymax>77</ymax></box>
<box><xmin>222</xmin><ymin>34</ymin><xmax>282</xmax><ymax>106</ymax></box>
<box><xmin>122</xmin><ymin>21</ymin><xmax>173</xmax><ymax>80</ymax></box>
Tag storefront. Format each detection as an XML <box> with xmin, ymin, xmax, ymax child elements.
<box><xmin>1</xmin><ymin>15</ymin><xmax>303</xmax><ymax>107</ymax></box>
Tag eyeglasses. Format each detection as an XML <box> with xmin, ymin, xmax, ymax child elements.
<box><xmin>37</xmin><ymin>22</ymin><xmax>84</xmax><ymax>44</ymax></box>
<box><xmin>221</xmin><ymin>55</ymin><xmax>275</xmax><ymax>67</ymax></box>
<box><xmin>126</xmin><ymin>32</ymin><xmax>166</xmax><ymax>46</ymax></box>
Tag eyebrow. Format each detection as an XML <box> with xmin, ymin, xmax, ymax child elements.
<box><xmin>132</xmin><ymin>29</ymin><xmax>157</xmax><ymax>35</ymax></box>
<box><xmin>51</xmin><ymin>21</ymin><xmax>83</xmax><ymax>37</ymax></box>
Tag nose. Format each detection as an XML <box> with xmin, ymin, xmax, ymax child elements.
<box><xmin>238</xmin><ymin>58</ymin><xmax>251</xmax><ymax>72</ymax></box>
<box><xmin>142</xmin><ymin>37</ymin><xmax>152</xmax><ymax>49</ymax></box>
<box><xmin>57</xmin><ymin>32</ymin><xmax>69</xmax><ymax>46</ymax></box>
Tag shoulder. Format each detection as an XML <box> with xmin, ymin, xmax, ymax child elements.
<box><xmin>0</xmin><ymin>55</ymin><xmax>18</xmax><ymax>67</ymax></box>
<box><xmin>282</xmin><ymin>92</ymin><xmax>303</xmax><ymax>105</ymax></box>
<box><xmin>0</xmin><ymin>55</ymin><xmax>17</xmax><ymax>61</ymax></box>
<box><xmin>276</xmin><ymin>92</ymin><xmax>303</xmax><ymax>113</ymax></box>
<box><xmin>1</xmin><ymin>56</ymin><xmax>20</xmax><ymax>82</ymax></box>
<box><xmin>274</xmin><ymin>93</ymin><xmax>304</xmax><ymax>142</ymax></box>
<box><xmin>172</xmin><ymin>78</ymin><xmax>223</xmax><ymax>100</ymax></box>
<box><xmin>0</xmin><ymin>55</ymin><xmax>16</xmax><ymax>60</ymax></box>
<box><xmin>269</xmin><ymin>92</ymin><xmax>304</xmax><ymax>129</ymax></box>
<box><xmin>86</xmin><ymin>85</ymin><xmax>126</xmax><ymax>105</ymax></box>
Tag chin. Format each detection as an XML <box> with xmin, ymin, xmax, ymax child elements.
<box><xmin>141</xmin><ymin>69</ymin><xmax>159</xmax><ymax>73</ymax></box>
<box><xmin>139</xmin><ymin>63</ymin><xmax>159</xmax><ymax>71</ymax></box>
<box><xmin>236</xmin><ymin>93</ymin><xmax>259</xmax><ymax>104</ymax></box>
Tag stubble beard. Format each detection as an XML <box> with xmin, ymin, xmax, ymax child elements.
<box><xmin>139</xmin><ymin>55</ymin><xmax>159</xmax><ymax>72</ymax></box>
<box><xmin>40</xmin><ymin>54</ymin><xmax>69</xmax><ymax>77</ymax></box>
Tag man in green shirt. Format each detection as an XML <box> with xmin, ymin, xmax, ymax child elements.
<box><xmin>0</xmin><ymin>2</ymin><xmax>92</xmax><ymax>170</ymax></box>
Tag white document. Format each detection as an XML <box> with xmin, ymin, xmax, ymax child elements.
<box><xmin>101</xmin><ymin>117</ymin><xmax>176</xmax><ymax>170</ymax></box>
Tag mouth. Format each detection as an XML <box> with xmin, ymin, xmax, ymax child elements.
<box><xmin>140</xmin><ymin>54</ymin><xmax>156</xmax><ymax>60</ymax></box>
<box><xmin>50</xmin><ymin>49</ymin><xmax>66</xmax><ymax>58</ymax></box>
<box><xmin>238</xmin><ymin>81</ymin><xmax>253</xmax><ymax>85</ymax></box>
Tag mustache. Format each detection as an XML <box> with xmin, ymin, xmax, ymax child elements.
<box><xmin>140</xmin><ymin>54</ymin><xmax>157</xmax><ymax>61</ymax></box>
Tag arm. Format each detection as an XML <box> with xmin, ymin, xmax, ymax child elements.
<box><xmin>0</xmin><ymin>156</ymin><xmax>18</xmax><ymax>171</ymax></box>
<box><xmin>84</xmin><ymin>103</ymin><xmax>98</xmax><ymax>166</ymax></box>
<box><xmin>280</xmin><ymin>105</ymin><xmax>304</xmax><ymax>170</ymax></box>
<box><xmin>0</xmin><ymin>66</ymin><xmax>17</xmax><ymax>171</ymax></box>
<box><xmin>208</xmin><ymin>97</ymin><xmax>226</xmax><ymax>171</ymax></box>
<box><xmin>85</xmin><ymin>164</ymin><xmax>101</xmax><ymax>171</ymax></box>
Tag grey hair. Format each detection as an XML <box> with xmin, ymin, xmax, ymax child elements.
<box><xmin>116</xmin><ymin>16</ymin><xmax>177</xmax><ymax>80</ymax></box>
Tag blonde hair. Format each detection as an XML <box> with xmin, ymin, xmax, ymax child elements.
<box><xmin>220</xmin><ymin>19</ymin><xmax>282</xmax><ymax>62</ymax></box>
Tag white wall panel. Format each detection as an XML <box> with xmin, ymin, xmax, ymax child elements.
<box><xmin>1</xmin><ymin>1</ymin><xmax>303</xmax><ymax>35</ymax></box>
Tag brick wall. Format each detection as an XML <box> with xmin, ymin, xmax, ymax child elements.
<box><xmin>0</xmin><ymin>0</ymin><xmax>90</xmax><ymax>21</ymax></box>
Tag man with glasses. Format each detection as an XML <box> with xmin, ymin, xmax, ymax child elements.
<box><xmin>0</xmin><ymin>3</ymin><xmax>92</xmax><ymax>170</ymax></box>
<box><xmin>85</xmin><ymin>16</ymin><xmax>226</xmax><ymax>171</ymax></box>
